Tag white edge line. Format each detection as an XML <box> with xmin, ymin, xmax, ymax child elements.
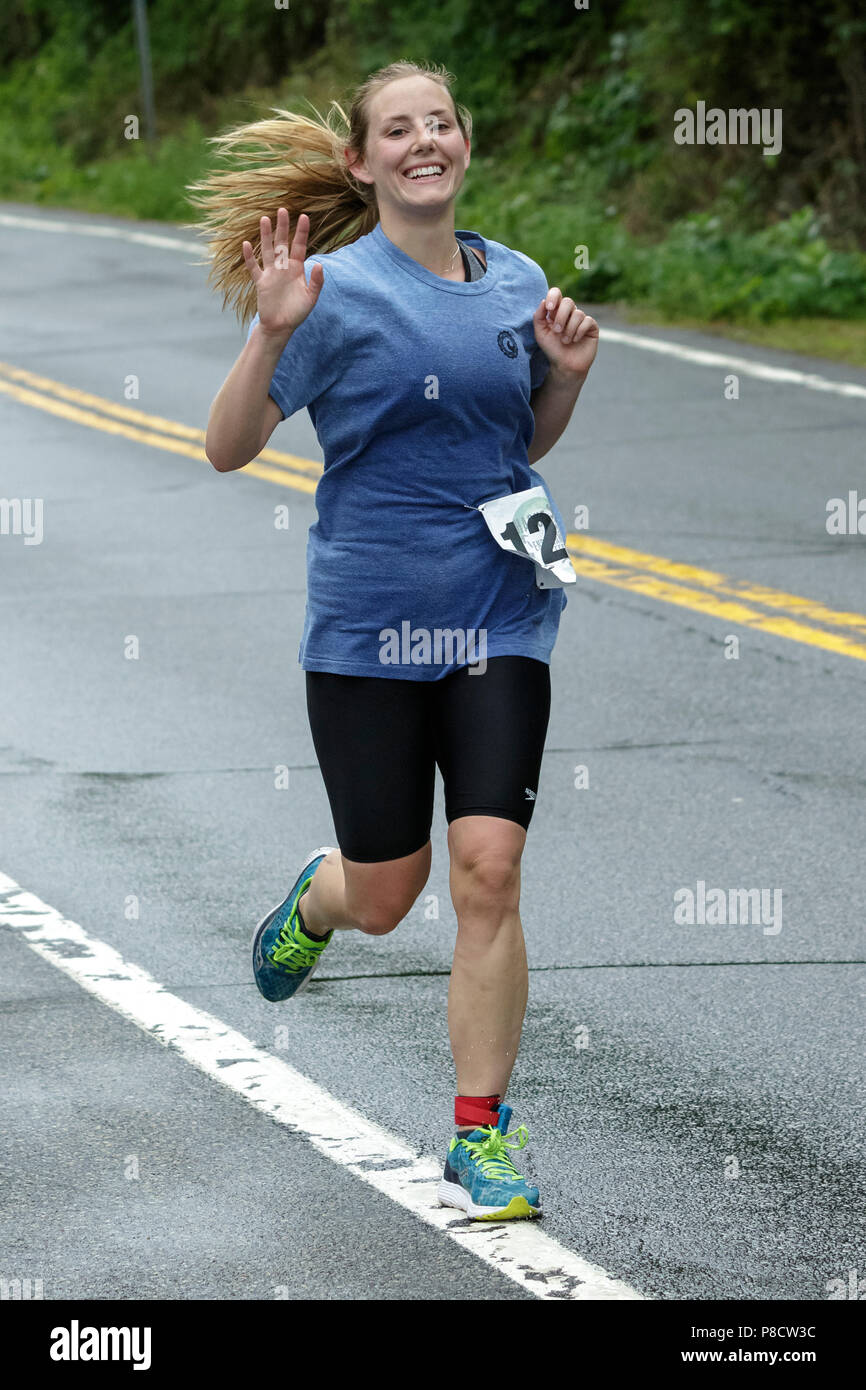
<box><xmin>1</xmin><ymin>209</ymin><xmax>864</xmax><ymax>401</ymax></box>
<box><xmin>0</xmin><ymin>211</ymin><xmax>201</xmax><ymax>256</ymax></box>
<box><xmin>601</xmin><ymin>326</ymin><xmax>866</xmax><ymax>399</ymax></box>
<box><xmin>0</xmin><ymin>870</ymin><xmax>645</xmax><ymax>1301</ymax></box>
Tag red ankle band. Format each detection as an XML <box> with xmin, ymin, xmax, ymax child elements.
<box><xmin>455</xmin><ymin>1094</ymin><xmax>501</xmax><ymax>1128</ymax></box>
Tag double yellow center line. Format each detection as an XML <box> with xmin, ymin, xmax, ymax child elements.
<box><xmin>0</xmin><ymin>360</ymin><xmax>318</xmax><ymax>494</ymax></box>
<box><xmin>2</xmin><ymin>360</ymin><xmax>865</xmax><ymax>661</ymax></box>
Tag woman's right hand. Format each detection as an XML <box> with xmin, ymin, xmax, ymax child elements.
<box><xmin>242</xmin><ymin>209</ymin><xmax>324</xmax><ymax>342</ymax></box>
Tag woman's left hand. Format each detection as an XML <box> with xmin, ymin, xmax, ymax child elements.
<box><xmin>533</xmin><ymin>289</ymin><xmax>599</xmax><ymax>377</ymax></box>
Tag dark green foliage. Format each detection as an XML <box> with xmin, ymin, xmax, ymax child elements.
<box><xmin>577</xmin><ymin>209</ymin><xmax>866</xmax><ymax>320</ymax></box>
<box><xmin>1</xmin><ymin>0</ymin><xmax>863</xmax><ymax>320</ymax></box>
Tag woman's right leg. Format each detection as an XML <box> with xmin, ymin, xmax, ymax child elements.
<box><xmin>299</xmin><ymin>671</ymin><xmax>436</xmax><ymax>938</ymax></box>
<box><xmin>298</xmin><ymin>842</ymin><xmax>432</xmax><ymax>938</ymax></box>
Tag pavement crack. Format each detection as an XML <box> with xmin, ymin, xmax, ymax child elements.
<box><xmin>305</xmin><ymin>958</ymin><xmax>864</xmax><ymax>982</ymax></box>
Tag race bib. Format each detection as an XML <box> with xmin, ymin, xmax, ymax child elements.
<box><xmin>477</xmin><ymin>484</ymin><xmax>576</xmax><ymax>588</ymax></box>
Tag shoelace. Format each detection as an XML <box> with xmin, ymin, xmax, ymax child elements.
<box><xmin>270</xmin><ymin>931</ymin><xmax>318</xmax><ymax>968</ymax></box>
<box><xmin>269</xmin><ymin>892</ymin><xmax>318</xmax><ymax>968</ymax></box>
<box><xmin>461</xmin><ymin>1124</ymin><xmax>530</xmax><ymax>1180</ymax></box>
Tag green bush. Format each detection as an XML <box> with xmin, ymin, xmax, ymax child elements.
<box><xmin>1</xmin><ymin>0</ymin><xmax>865</xmax><ymax>324</ymax></box>
<box><xmin>578</xmin><ymin>208</ymin><xmax>866</xmax><ymax>322</ymax></box>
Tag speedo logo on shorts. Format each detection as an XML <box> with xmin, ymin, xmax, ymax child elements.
<box><xmin>50</xmin><ymin>1320</ymin><xmax>152</xmax><ymax>1370</ymax></box>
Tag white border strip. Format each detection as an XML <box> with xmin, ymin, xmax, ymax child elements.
<box><xmin>1</xmin><ymin>209</ymin><xmax>864</xmax><ymax>400</ymax></box>
<box><xmin>0</xmin><ymin>870</ymin><xmax>644</xmax><ymax>1301</ymax></box>
<box><xmin>602</xmin><ymin>326</ymin><xmax>866</xmax><ymax>399</ymax></box>
<box><xmin>0</xmin><ymin>211</ymin><xmax>198</xmax><ymax>254</ymax></box>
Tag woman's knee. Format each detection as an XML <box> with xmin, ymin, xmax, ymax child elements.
<box><xmin>453</xmin><ymin>855</ymin><xmax>521</xmax><ymax>912</ymax></box>
<box><xmin>352</xmin><ymin>906</ymin><xmax>405</xmax><ymax>936</ymax></box>
<box><xmin>342</xmin><ymin>840</ymin><xmax>432</xmax><ymax>935</ymax></box>
<box><xmin>448</xmin><ymin>817</ymin><xmax>525</xmax><ymax>912</ymax></box>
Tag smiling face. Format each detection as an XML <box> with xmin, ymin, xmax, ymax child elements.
<box><xmin>346</xmin><ymin>75</ymin><xmax>471</xmax><ymax>213</ymax></box>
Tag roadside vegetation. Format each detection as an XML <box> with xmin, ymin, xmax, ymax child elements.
<box><xmin>3</xmin><ymin>0</ymin><xmax>864</xmax><ymax>361</ymax></box>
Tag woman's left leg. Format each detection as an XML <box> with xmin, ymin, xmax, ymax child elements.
<box><xmin>447</xmin><ymin>813</ymin><xmax>528</xmax><ymax>1098</ymax></box>
<box><xmin>433</xmin><ymin>655</ymin><xmax>552</xmax><ymax>1102</ymax></box>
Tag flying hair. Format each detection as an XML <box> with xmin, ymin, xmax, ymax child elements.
<box><xmin>185</xmin><ymin>60</ymin><xmax>473</xmax><ymax>328</ymax></box>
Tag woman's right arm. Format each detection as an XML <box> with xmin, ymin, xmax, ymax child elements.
<box><xmin>205</xmin><ymin>324</ymin><xmax>291</xmax><ymax>471</ymax></box>
<box><xmin>205</xmin><ymin>209</ymin><xmax>325</xmax><ymax>473</ymax></box>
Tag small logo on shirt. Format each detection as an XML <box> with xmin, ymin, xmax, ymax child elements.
<box><xmin>497</xmin><ymin>329</ymin><xmax>519</xmax><ymax>359</ymax></box>
<box><xmin>524</xmin><ymin>787</ymin><xmax>536</xmax><ymax>801</ymax></box>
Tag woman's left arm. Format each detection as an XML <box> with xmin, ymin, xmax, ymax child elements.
<box><xmin>528</xmin><ymin>289</ymin><xmax>599</xmax><ymax>466</ymax></box>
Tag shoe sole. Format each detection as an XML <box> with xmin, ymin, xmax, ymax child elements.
<box><xmin>252</xmin><ymin>844</ymin><xmax>339</xmax><ymax>1002</ymax></box>
<box><xmin>437</xmin><ymin>1179</ymin><xmax>542</xmax><ymax>1221</ymax></box>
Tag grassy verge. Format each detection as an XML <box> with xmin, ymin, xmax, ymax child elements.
<box><xmin>2</xmin><ymin>78</ymin><xmax>865</xmax><ymax>370</ymax></box>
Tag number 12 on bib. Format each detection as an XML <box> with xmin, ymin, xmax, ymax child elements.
<box><xmin>477</xmin><ymin>484</ymin><xmax>576</xmax><ymax>589</ymax></box>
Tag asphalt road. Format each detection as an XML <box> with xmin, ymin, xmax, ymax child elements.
<box><xmin>0</xmin><ymin>201</ymin><xmax>864</xmax><ymax>1302</ymax></box>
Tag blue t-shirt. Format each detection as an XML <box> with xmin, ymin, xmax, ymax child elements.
<box><xmin>246</xmin><ymin>220</ymin><xmax>569</xmax><ymax>679</ymax></box>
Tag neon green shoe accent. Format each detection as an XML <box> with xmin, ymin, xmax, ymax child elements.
<box><xmin>268</xmin><ymin>885</ymin><xmax>330</xmax><ymax>968</ymax></box>
<box><xmin>475</xmin><ymin>1195</ymin><xmax>535</xmax><ymax>1222</ymax></box>
<box><xmin>451</xmin><ymin>1123</ymin><xmax>530</xmax><ymax>1180</ymax></box>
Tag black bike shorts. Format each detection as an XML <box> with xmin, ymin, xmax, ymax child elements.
<box><xmin>305</xmin><ymin>655</ymin><xmax>551</xmax><ymax>863</ymax></box>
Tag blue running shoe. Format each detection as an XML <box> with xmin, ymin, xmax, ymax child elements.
<box><xmin>252</xmin><ymin>845</ymin><xmax>338</xmax><ymax>1002</ymax></box>
<box><xmin>437</xmin><ymin>1103</ymin><xmax>542</xmax><ymax>1221</ymax></box>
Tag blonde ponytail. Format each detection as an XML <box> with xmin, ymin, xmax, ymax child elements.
<box><xmin>185</xmin><ymin>61</ymin><xmax>472</xmax><ymax>328</ymax></box>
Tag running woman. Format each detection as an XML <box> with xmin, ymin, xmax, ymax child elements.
<box><xmin>192</xmin><ymin>60</ymin><xmax>598</xmax><ymax>1222</ymax></box>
